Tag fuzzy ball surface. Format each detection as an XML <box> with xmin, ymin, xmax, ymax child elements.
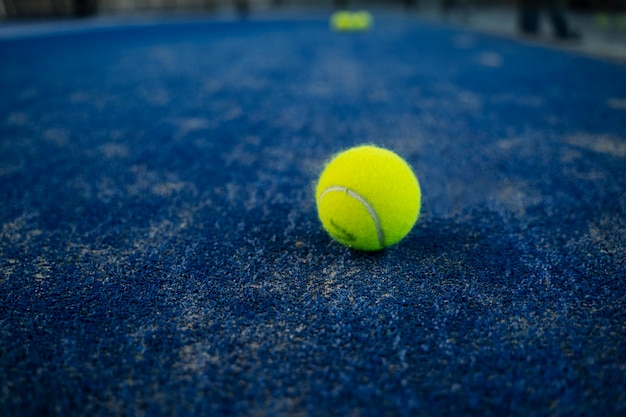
<box><xmin>316</xmin><ymin>145</ymin><xmax>421</xmax><ymax>251</ymax></box>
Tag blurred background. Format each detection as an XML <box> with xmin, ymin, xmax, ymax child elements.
<box><xmin>0</xmin><ymin>1</ymin><xmax>625</xmax><ymax>18</ymax></box>
<box><xmin>1</xmin><ymin>0</ymin><xmax>625</xmax><ymax>61</ymax></box>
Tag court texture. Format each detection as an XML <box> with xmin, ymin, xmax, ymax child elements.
<box><xmin>1</xmin><ymin>11</ymin><xmax>625</xmax><ymax>416</ymax></box>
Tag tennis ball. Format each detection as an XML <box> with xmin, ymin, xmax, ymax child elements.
<box><xmin>351</xmin><ymin>10</ymin><xmax>373</xmax><ymax>30</ymax></box>
<box><xmin>330</xmin><ymin>10</ymin><xmax>373</xmax><ymax>31</ymax></box>
<box><xmin>316</xmin><ymin>145</ymin><xmax>421</xmax><ymax>251</ymax></box>
<box><xmin>330</xmin><ymin>11</ymin><xmax>353</xmax><ymax>31</ymax></box>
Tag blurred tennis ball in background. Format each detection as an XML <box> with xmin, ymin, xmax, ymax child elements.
<box><xmin>330</xmin><ymin>10</ymin><xmax>373</xmax><ymax>32</ymax></box>
<box><xmin>351</xmin><ymin>10</ymin><xmax>373</xmax><ymax>30</ymax></box>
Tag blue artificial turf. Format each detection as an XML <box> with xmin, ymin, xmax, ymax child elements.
<box><xmin>1</xmin><ymin>13</ymin><xmax>625</xmax><ymax>416</ymax></box>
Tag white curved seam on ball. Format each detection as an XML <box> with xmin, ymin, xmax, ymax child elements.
<box><xmin>319</xmin><ymin>186</ymin><xmax>384</xmax><ymax>248</ymax></box>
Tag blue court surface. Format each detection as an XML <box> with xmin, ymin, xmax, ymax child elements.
<box><xmin>1</xmin><ymin>12</ymin><xmax>625</xmax><ymax>416</ymax></box>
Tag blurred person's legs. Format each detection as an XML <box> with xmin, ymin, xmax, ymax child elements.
<box><xmin>547</xmin><ymin>0</ymin><xmax>576</xmax><ymax>38</ymax></box>
<box><xmin>519</xmin><ymin>0</ymin><xmax>579</xmax><ymax>39</ymax></box>
<box><xmin>519</xmin><ymin>0</ymin><xmax>541</xmax><ymax>34</ymax></box>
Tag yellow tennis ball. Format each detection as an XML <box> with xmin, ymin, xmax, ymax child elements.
<box><xmin>330</xmin><ymin>10</ymin><xmax>373</xmax><ymax>32</ymax></box>
<box><xmin>351</xmin><ymin>10</ymin><xmax>373</xmax><ymax>30</ymax></box>
<box><xmin>316</xmin><ymin>145</ymin><xmax>421</xmax><ymax>251</ymax></box>
<box><xmin>330</xmin><ymin>11</ymin><xmax>353</xmax><ymax>31</ymax></box>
